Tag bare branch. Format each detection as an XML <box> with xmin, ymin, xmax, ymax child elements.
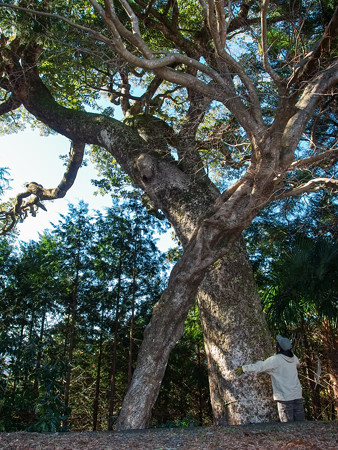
<box><xmin>290</xmin><ymin>147</ymin><xmax>338</xmax><ymax>171</ymax></box>
<box><xmin>200</xmin><ymin>1</ymin><xmax>264</xmax><ymax>128</ymax></box>
<box><xmin>287</xmin><ymin>6</ymin><xmax>338</xmax><ymax>88</ymax></box>
<box><xmin>89</xmin><ymin>0</ymin><xmax>154</xmax><ymax>59</ymax></box>
<box><xmin>261</xmin><ymin>0</ymin><xmax>284</xmax><ymax>86</ymax></box>
<box><xmin>120</xmin><ymin>0</ymin><xmax>142</xmax><ymax>36</ymax></box>
<box><xmin>215</xmin><ymin>0</ymin><xmax>229</xmax><ymax>47</ymax></box>
<box><xmin>206</xmin><ymin>0</ymin><xmax>225</xmax><ymax>53</ymax></box>
<box><xmin>0</xmin><ymin>141</ymin><xmax>85</xmax><ymax>235</ymax></box>
<box><xmin>41</xmin><ymin>141</ymin><xmax>86</xmax><ymax>200</ymax></box>
<box><xmin>274</xmin><ymin>177</ymin><xmax>338</xmax><ymax>200</ymax></box>
<box><xmin>281</xmin><ymin>62</ymin><xmax>338</xmax><ymax>165</ymax></box>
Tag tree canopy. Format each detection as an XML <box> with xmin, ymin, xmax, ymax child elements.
<box><xmin>0</xmin><ymin>0</ymin><xmax>337</xmax><ymax>229</ymax></box>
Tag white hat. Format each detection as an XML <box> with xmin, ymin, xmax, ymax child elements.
<box><xmin>276</xmin><ymin>335</ymin><xmax>292</xmax><ymax>351</ymax></box>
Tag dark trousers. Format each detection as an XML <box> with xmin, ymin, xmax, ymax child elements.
<box><xmin>277</xmin><ymin>398</ymin><xmax>305</xmax><ymax>422</ymax></box>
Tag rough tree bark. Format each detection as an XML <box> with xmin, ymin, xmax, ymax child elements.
<box><xmin>115</xmin><ymin>147</ymin><xmax>278</xmax><ymax>429</ymax></box>
<box><xmin>126</xmin><ymin>146</ymin><xmax>277</xmax><ymax>426</ymax></box>
<box><xmin>198</xmin><ymin>240</ymin><xmax>277</xmax><ymax>425</ymax></box>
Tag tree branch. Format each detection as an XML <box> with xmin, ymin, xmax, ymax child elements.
<box><xmin>280</xmin><ymin>62</ymin><xmax>338</xmax><ymax>166</ymax></box>
<box><xmin>41</xmin><ymin>141</ymin><xmax>86</xmax><ymax>200</ymax></box>
<box><xmin>0</xmin><ymin>141</ymin><xmax>85</xmax><ymax>235</ymax></box>
<box><xmin>214</xmin><ymin>0</ymin><xmax>227</xmax><ymax>48</ymax></box>
<box><xmin>201</xmin><ymin>0</ymin><xmax>264</xmax><ymax>127</ymax></box>
<box><xmin>289</xmin><ymin>147</ymin><xmax>338</xmax><ymax>171</ymax></box>
<box><xmin>261</xmin><ymin>0</ymin><xmax>284</xmax><ymax>86</ymax></box>
<box><xmin>287</xmin><ymin>6</ymin><xmax>338</xmax><ymax>88</ymax></box>
<box><xmin>273</xmin><ymin>177</ymin><xmax>338</xmax><ymax>200</ymax></box>
<box><xmin>0</xmin><ymin>93</ymin><xmax>22</xmax><ymax>115</ymax></box>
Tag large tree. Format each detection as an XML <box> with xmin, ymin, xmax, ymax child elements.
<box><xmin>0</xmin><ymin>0</ymin><xmax>337</xmax><ymax>429</ymax></box>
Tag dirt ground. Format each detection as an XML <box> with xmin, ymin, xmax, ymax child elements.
<box><xmin>0</xmin><ymin>421</ymin><xmax>336</xmax><ymax>449</ymax></box>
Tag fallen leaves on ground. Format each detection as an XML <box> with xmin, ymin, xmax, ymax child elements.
<box><xmin>0</xmin><ymin>421</ymin><xmax>336</xmax><ymax>449</ymax></box>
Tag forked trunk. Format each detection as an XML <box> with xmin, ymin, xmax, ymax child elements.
<box><xmin>116</xmin><ymin>231</ymin><xmax>276</xmax><ymax>429</ymax></box>
<box><xmin>116</xmin><ymin>152</ymin><xmax>277</xmax><ymax>429</ymax></box>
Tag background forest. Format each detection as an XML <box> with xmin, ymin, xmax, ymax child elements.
<box><xmin>0</xmin><ymin>175</ymin><xmax>337</xmax><ymax>432</ymax></box>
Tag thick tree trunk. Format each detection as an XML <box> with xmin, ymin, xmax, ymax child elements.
<box><xmin>198</xmin><ymin>238</ymin><xmax>277</xmax><ymax>425</ymax></box>
<box><xmin>116</xmin><ymin>219</ymin><xmax>276</xmax><ymax>429</ymax></box>
<box><xmin>115</xmin><ymin>151</ymin><xmax>277</xmax><ymax>429</ymax></box>
<box><xmin>116</xmin><ymin>237</ymin><xmax>209</xmax><ymax>429</ymax></box>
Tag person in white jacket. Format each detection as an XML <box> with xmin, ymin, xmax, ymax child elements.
<box><xmin>235</xmin><ymin>335</ymin><xmax>305</xmax><ymax>422</ymax></box>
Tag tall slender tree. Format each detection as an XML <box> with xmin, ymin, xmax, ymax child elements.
<box><xmin>50</xmin><ymin>202</ymin><xmax>95</xmax><ymax>427</ymax></box>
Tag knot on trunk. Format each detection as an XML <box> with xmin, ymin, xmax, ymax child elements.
<box><xmin>136</xmin><ymin>154</ymin><xmax>157</xmax><ymax>183</ymax></box>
